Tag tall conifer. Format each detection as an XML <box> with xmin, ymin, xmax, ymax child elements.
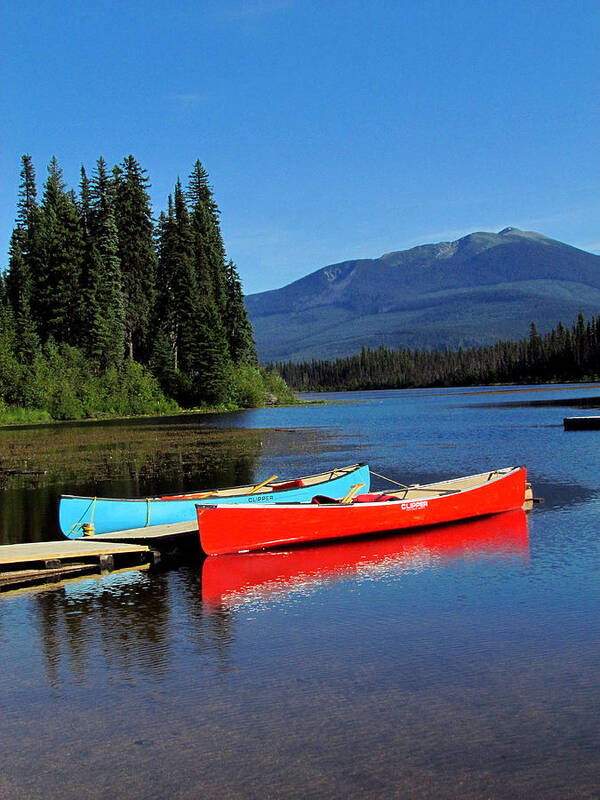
<box><xmin>16</xmin><ymin>155</ymin><xmax>38</xmax><ymax>232</ymax></box>
<box><xmin>154</xmin><ymin>202</ymin><xmax>178</xmax><ymax>370</ymax></box>
<box><xmin>113</xmin><ymin>155</ymin><xmax>157</xmax><ymax>360</ymax></box>
<box><xmin>78</xmin><ymin>165</ymin><xmax>101</xmax><ymax>357</ymax></box>
<box><xmin>8</xmin><ymin>155</ymin><xmax>41</xmax><ymax>343</ymax></box>
<box><xmin>87</xmin><ymin>157</ymin><xmax>125</xmax><ymax>368</ymax></box>
<box><xmin>5</xmin><ymin>232</ymin><xmax>39</xmax><ymax>362</ymax></box>
<box><xmin>187</xmin><ymin>160</ymin><xmax>228</xmax><ymax>315</ymax></box>
<box><xmin>224</xmin><ymin>260</ymin><xmax>257</xmax><ymax>365</ymax></box>
<box><xmin>32</xmin><ymin>157</ymin><xmax>84</xmax><ymax>344</ymax></box>
<box><xmin>171</xmin><ymin>179</ymin><xmax>200</xmax><ymax>377</ymax></box>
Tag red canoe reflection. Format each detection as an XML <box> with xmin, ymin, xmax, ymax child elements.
<box><xmin>201</xmin><ymin>509</ymin><xmax>529</xmax><ymax>610</ymax></box>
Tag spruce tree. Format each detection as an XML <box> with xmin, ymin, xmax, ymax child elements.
<box><xmin>171</xmin><ymin>179</ymin><xmax>200</xmax><ymax>377</ymax></box>
<box><xmin>0</xmin><ymin>287</ymin><xmax>20</xmax><ymax>404</ymax></box>
<box><xmin>192</xmin><ymin>299</ymin><xmax>232</xmax><ymax>404</ymax></box>
<box><xmin>187</xmin><ymin>160</ymin><xmax>228</xmax><ymax>316</ymax></box>
<box><xmin>113</xmin><ymin>155</ymin><xmax>157</xmax><ymax>361</ymax></box>
<box><xmin>154</xmin><ymin>202</ymin><xmax>179</xmax><ymax>371</ymax></box>
<box><xmin>224</xmin><ymin>260</ymin><xmax>257</xmax><ymax>365</ymax></box>
<box><xmin>78</xmin><ymin>165</ymin><xmax>101</xmax><ymax>357</ymax></box>
<box><xmin>5</xmin><ymin>231</ymin><xmax>39</xmax><ymax>362</ymax></box>
<box><xmin>153</xmin><ymin>181</ymin><xmax>232</xmax><ymax>404</ymax></box>
<box><xmin>32</xmin><ymin>157</ymin><xmax>84</xmax><ymax>344</ymax></box>
<box><xmin>9</xmin><ymin>155</ymin><xmax>42</xmax><ymax>341</ymax></box>
<box><xmin>87</xmin><ymin>157</ymin><xmax>126</xmax><ymax>369</ymax></box>
<box><xmin>149</xmin><ymin>324</ymin><xmax>178</xmax><ymax>398</ymax></box>
<box><xmin>16</xmin><ymin>155</ymin><xmax>38</xmax><ymax>234</ymax></box>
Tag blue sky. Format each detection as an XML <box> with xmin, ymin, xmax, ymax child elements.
<box><xmin>1</xmin><ymin>0</ymin><xmax>598</xmax><ymax>294</ymax></box>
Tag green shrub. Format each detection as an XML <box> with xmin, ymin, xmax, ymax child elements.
<box><xmin>260</xmin><ymin>367</ymin><xmax>297</xmax><ymax>404</ymax></box>
<box><xmin>0</xmin><ymin>404</ymin><xmax>52</xmax><ymax>425</ymax></box>
<box><xmin>231</xmin><ymin>364</ymin><xmax>265</xmax><ymax>408</ymax></box>
<box><xmin>50</xmin><ymin>382</ymin><xmax>85</xmax><ymax>420</ymax></box>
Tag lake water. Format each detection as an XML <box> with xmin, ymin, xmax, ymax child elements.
<box><xmin>1</xmin><ymin>385</ymin><xmax>599</xmax><ymax>799</ymax></box>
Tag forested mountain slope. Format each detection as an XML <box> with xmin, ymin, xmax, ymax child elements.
<box><xmin>246</xmin><ymin>228</ymin><xmax>600</xmax><ymax>362</ymax></box>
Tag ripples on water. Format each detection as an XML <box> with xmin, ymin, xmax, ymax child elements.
<box><xmin>1</xmin><ymin>384</ymin><xmax>599</xmax><ymax>799</ymax></box>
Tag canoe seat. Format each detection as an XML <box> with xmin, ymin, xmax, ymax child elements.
<box><xmin>273</xmin><ymin>479</ymin><xmax>305</xmax><ymax>491</ymax></box>
<box><xmin>311</xmin><ymin>495</ymin><xmax>340</xmax><ymax>504</ymax></box>
<box><xmin>311</xmin><ymin>493</ymin><xmax>399</xmax><ymax>505</ymax></box>
<box><xmin>353</xmin><ymin>493</ymin><xmax>398</xmax><ymax>503</ymax></box>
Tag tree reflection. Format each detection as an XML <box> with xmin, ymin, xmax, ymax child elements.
<box><xmin>32</xmin><ymin>570</ymin><xmax>176</xmax><ymax>686</ymax></box>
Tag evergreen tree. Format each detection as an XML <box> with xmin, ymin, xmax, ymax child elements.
<box><xmin>187</xmin><ymin>160</ymin><xmax>228</xmax><ymax>315</ymax></box>
<box><xmin>0</xmin><ymin>289</ymin><xmax>20</xmax><ymax>404</ymax></box>
<box><xmin>224</xmin><ymin>260</ymin><xmax>257</xmax><ymax>365</ymax></box>
<box><xmin>87</xmin><ymin>157</ymin><xmax>126</xmax><ymax>369</ymax></box>
<box><xmin>78</xmin><ymin>165</ymin><xmax>101</xmax><ymax>357</ymax></box>
<box><xmin>153</xmin><ymin>181</ymin><xmax>232</xmax><ymax>404</ymax></box>
<box><xmin>171</xmin><ymin>179</ymin><xmax>201</xmax><ymax>377</ymax></box>
<box><xmin>113</xmin><ymin>155</ymin><xmax>157</xmax><ymax>360</ymax></box>
<box><xmin>193</xmin><ymin>299</ymin><xmax>232</xmax><ymax>404</ymax></box>
<box><xmin>154</xmin><ymin>202</ymin><xmax>179</xmax><ymax>371</ymax></box>
<box><xmin>15</xmin><ymin>154</ymin><xmax>38</xmax><ymax>231</ymax></box>
<box><xmin>178</xmin><ymin>178</ymin><xmax>233</xmax><ymax>403</ymax></box>
<box><xmin>5</xmin><ymin>231</ymin><xmax>39</xmax><ymax>363</ymax></box>
<box><xmin>32</xmin><ymin>157</ymin><xmax>84</xmax><ymax>344</ymax></box>
<box><xmin>149</xmin><ymin>325</ymin><xmax>178</xmax><ymax>398</ymax></box>
<box><xmin>8</xmin><ymin>155</ymin><xmax>42</xmax><ymax>348</ymax></box>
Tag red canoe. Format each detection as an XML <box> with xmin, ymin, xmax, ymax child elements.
<box><xmin>196</xmin><ymin>465</ymin><xmax>529</xmax><ymax>555</ymax></box>
<box><xmin>201</xmin><ymin>508</ymin><xmax>530</xmax><ymax>609</ymax></box>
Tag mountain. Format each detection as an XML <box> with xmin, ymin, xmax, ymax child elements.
<box><xmin>245</xmin><ymin>228</ymin><xmax>600</xmax><ymax>362</ymax></box>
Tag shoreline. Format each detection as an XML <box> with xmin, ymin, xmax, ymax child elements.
<box><xmin>0</xmin><ymin>397</ymin><xmax>311</xmax><ymax>430</ymax></box>
<box><xmin>2</xmin><ymin>380</ymin><xmax>600</xmax><ymax>430</ymax></box>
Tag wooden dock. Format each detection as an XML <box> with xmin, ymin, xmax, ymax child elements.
<box><xmin>94</xmin><ymin>520</ymin><xmax>198</xmax><ymax>543</ymax></box>
<box><xmin>0</xmin><ymin>539</ymin><xmax>157</xmax><ymax>590</ymax></box>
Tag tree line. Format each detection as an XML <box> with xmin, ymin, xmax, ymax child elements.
<box><xmin>1</xmin><ymin>155</ymin><xmax>291</xmax><ymax>420</ymax></box>
<box><xmin>275</xmin><ymin>315</ymin><xmax>600</xmax><ymax>391</ymax></box>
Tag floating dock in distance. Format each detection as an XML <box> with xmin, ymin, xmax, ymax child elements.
<box><xmin>0</xmin><ymin>539</ymin><xmax>157</xmax><ymax>591</ymax></box>
<box><xmin>564</xmin><ymin>416</ymin><xmax>600</xmax><ymax>430</ymax></box>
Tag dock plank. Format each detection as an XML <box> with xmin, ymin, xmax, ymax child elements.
<box><xmin>94</xmin><ymin>520</ymin><xmax>197</xmax><ymax>541</ymax></box>
<box><xmin>0</xmin><ymin>540</ymin><xmax>150</xmax><ymax>565</ymax></box>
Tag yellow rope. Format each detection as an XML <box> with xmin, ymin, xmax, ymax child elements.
<box><xmin>341</xmin><ymin>483</ymin><xmax>365</xmax><ymax>504</ymax></box>
<box><xmin>73</xmin><ymin>496</ymin><xmax>98</xmax><ymax>537</ymax></box>
<box><xmin>369</xmin><ymin>470</ymin><xmax>411</xmax><ymax>489</ymax></box>
<box><xmin>249</xmin><ymin>475</ymin><xmax>278</xmax><ymax>494</ymax></box>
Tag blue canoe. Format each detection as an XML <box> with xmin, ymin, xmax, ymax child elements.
<box><xmin>59</xmin><ymin>463</ymin><xmax>371</xmax><ymax>538</ymax></box>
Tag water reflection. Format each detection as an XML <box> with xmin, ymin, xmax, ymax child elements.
<box><xmin>202</xmin><ymin>509</ymin><xmax>530</xmax><ymax>611</ymax></box>
<box><xmin>20</xmin><ymin>511</ymin><xmax>529</xmax><ymax>687</ymax></box>
<box><xmin>31</xmin><ymin>570</ymin><xmax>177</xmax><ymax>687</ymax></box>
<box><xmin>0</xmin><ymin>424</ymin><xmax>267</xmax><ymax>545</ymax></box>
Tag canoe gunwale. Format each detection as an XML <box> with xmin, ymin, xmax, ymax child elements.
<box><xmin>196</xmin><ymin>465</ymin><xmax>524</xmax><ymax>510</ymax></box>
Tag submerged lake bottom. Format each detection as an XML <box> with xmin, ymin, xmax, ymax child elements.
<box><xmin>1</xmin><ymin>385</ymin><xmax>599</xmax><ymax>798</ymax></box>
